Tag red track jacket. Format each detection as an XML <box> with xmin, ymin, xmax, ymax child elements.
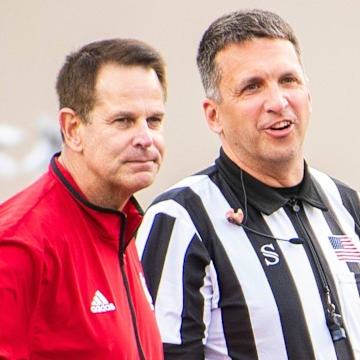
<box><xmin>0</xmin><ymin>154</ymin><xmax>163</xmax><ymax>360</ymax></box>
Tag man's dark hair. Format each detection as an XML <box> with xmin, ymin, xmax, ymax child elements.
<box><xmin>56</xmin><ymin>38</ymin><xmax>167</xmax><ymax>122</ymax></box>
<box><xmin>197</xmin><ymin>9</ymin><xmax>301</xmax><ymax>102</ymax></box>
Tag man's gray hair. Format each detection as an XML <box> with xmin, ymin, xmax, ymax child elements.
<box><xmin>196</xmin><ymin>9</ymin><xmax>301</xmax><ymax>102</ymax></box>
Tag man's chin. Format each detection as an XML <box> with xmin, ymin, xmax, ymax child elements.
<box><xmin>129</xmin><ymin>172</ymin><xmax>158</xmax><ymax>193</ymax></box>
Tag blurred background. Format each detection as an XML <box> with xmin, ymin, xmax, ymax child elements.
<box><xmin>1</xmin><ymin>0</ymin><xmax>359</xmax><ymax>208</ymax></box>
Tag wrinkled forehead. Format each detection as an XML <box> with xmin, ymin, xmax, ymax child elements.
<box><xmin>217</xmin><ymin>37</ymin><xmax>301</xmax><ymax>62</ymax></box>
<box><xmin>215</xmin><ymin>38</ymin><xmax>304</xmax><ymax>79</ymax></box>
<box><xmin>94</xmin><ymin>64</ymin><xmax>165</xmax><ymax>103</ymax></box>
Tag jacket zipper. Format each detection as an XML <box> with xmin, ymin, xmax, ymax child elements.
<box><xmin>118</xmin><ymin>215</ymin><xmax>146</xmax><ymax>360</ymax></box>
<box><xmin>288</xmin><ymin>198</ymin><xmax>346</xmax><ymax>342</ymax></box>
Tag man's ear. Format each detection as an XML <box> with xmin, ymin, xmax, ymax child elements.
<box><xmin>203</xmin><ymin>98</ymin><xmax>222</xmax><ymax>135</ymax></box>
<box><xmin>58</xmin><ymin>108</ymin><xmax>83</xmax><ymax>152</ymax></box>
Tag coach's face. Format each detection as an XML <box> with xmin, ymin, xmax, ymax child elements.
<box><xmin>78</xmin><ymin>63</ymin><xmax>165</xmax><ymax>209</ymax></box>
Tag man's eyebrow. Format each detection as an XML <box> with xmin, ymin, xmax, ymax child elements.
<box><xmin>111</xmin><ymin>111</ymin><xmax>134</xmax><ymax>118</ymax></box>
<box><xmin>149</xmin><ymin>111</ymin><xmax>165</xmax><ymax>117</ymax></box>
<box><xmin>280</xmin><ymin>70</ymin><xmax>303</xmax><ymax>78</ymax></box>
<box><xmin>110</xmin><ymin>110</ymin><xmax>165</xmax><ymax>118</ymax></box>
<box><xmin>239</xmin><ymin>76</ymin><xmax>262</xmax><ymax>85</ymax></box>
<box><xmin>232</xmin><ymin>76</ymin><xmax>262</xmax><ymax>92</ymax></box>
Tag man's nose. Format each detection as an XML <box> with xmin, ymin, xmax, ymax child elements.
<box><xmin>132</xmin><ymin>120</ymin><xmax>153</xmax><ymax>148</ymax></box>
<box><xmin>263</xmin><ymin>85</ymin><xmax>289</xmax><ymax>114</ymax></box>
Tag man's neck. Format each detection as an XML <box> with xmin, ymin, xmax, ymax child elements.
<box><xmin>223</xmin><ymin>150</ymin><xmax>304</xmax><ymax>188</ymax></box>
<box><xmin>58</xmin><ymin>150</ymin><xmax>129</xmax><ymax>211</ymax></box>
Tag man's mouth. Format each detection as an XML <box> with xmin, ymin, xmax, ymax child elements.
<box><xmin>270</xmin><ymin>120</ymin><xmax>291</xmax><ymax>130</ymax></box>
<box><xmin>125</xmin><ymin>158</ymin><xmax>157</xmax><ymax>165</ymax></box>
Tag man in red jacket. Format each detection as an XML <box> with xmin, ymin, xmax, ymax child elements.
<box><xmin>0</xmin><ymin>38</ymin><xmax>166</xmax><ymax>359</ymax></box>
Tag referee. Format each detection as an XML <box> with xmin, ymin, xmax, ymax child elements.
<box><xmin>136</xmin><ymin>9</ymin><xmax>360</xmax><ymax>359</ymax></box>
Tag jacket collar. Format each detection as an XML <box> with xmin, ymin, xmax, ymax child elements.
<box><xmin>215</xmin><ymin>148</ymin><xmax>327</xmax><ymax>215</ymax></box>
<box><xmin>50</xmin><ymin>152</ymin><xmax>143</xmax><ymax>246</ymax></box>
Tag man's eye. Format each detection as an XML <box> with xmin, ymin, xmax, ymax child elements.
<box><xmin>113</xmin><ymin>118</ymin><xmax>134</xmax><ymax>128</ymax></box>
<box><xmin>281</xmin><ymin>77</ymin><xmax>297</xmax><ymax>84</ymax></box>
<box><xmin>148</xmin><ymin>117</ymin><xmax>161</xmax><ymax>122</ymax></box>
<box><xmin>244</xmin><ymin>83</ymin><xmax>258</xmax><ymax>91</ymax></box>
<box><xmin>115</xmin><ymin>118</ymin><xmax>134</xmax><ymax>126</ymax></box>
<box><xmin>147</xmin><ymin>117</ymin><xmax>162</xmax><ymax>127</ymax></box>
<box><xmin>239</xmin><ymin>83</ymin><xmax>261</xmax><ymax>95</ymax></box>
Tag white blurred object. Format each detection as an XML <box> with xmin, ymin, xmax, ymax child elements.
<box><xmin>22</xmin><ymin>115</ymin><xmax>61</xmax><ymax>173</ymax></box>
<box><xmin>0</xmin><ymin>152</ymin><xmax>18</xmax><ymax>178</ymax></box>
<box><xmin>22</xmin><ymin>139</ymin><xmax>54</xmax><ymax>173</ymax></box>
<box><xmin>0</xmin><ymin>116</ymin><xmax>61</xmax><ymax>179</ymax></box>
<box><xmin>36</xmin><ymin>115</ymin><xmax>62</xmax><ymax>149</ymax></box>
<box><xmin>0</xmin><ymin>124</ymin><xmax>23</xmax><ymax>148</ymax></box>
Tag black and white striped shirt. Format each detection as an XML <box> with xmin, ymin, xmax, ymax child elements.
<box><xmin>137</xmin><ymin>150</ymin><xmax>360</xmax><ymax>359</ymax></box>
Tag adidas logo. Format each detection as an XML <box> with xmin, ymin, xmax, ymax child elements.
<box><xmin>90</xmin><ymin>290</ymin><xmax>116</xmax><ymax>314</ymax></box>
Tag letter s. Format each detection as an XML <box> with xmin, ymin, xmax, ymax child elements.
<box><xmin>260</xmin><ymin>243</ymin><xmax>280</xmax><ymax>266</ymax></box>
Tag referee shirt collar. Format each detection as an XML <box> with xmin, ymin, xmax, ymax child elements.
<box><xmin>215</xmin><ymin>148</ymin><xmax>328</xmax><ymax>215</ymax></box>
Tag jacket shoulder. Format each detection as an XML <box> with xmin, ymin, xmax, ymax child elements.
<box><xmin>0</xmin><ymin>170</ymin><xmax>64</xmax><ymax>241</ymax></box>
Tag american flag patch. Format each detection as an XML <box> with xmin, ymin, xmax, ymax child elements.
<box><xmin>329</xmin><ymin>235</ymin><xmax>360</xmax><ymax>263</ymax></box>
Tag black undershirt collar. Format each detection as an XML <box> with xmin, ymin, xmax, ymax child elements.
<box><xmin>215</xmin><ymin>148</ymin><xmax>327</xmax><ymax>215</ymax></box>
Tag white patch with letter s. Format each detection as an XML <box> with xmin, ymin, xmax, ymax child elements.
<box><xmin>261</xmin><ymin>243</ymin><xmax>280</xmax><ymax>266</ymax></box>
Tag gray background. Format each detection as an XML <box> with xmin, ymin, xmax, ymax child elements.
<box><xmin>1</xmin><ymin>0</ymin><xmax>359</xmax><ymax>208</ymax></box>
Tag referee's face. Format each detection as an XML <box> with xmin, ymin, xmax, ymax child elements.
<box><xmin>203</xmin><ymin>38</ymin><xmax>311</xmax><ymax>180</ymax></box>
